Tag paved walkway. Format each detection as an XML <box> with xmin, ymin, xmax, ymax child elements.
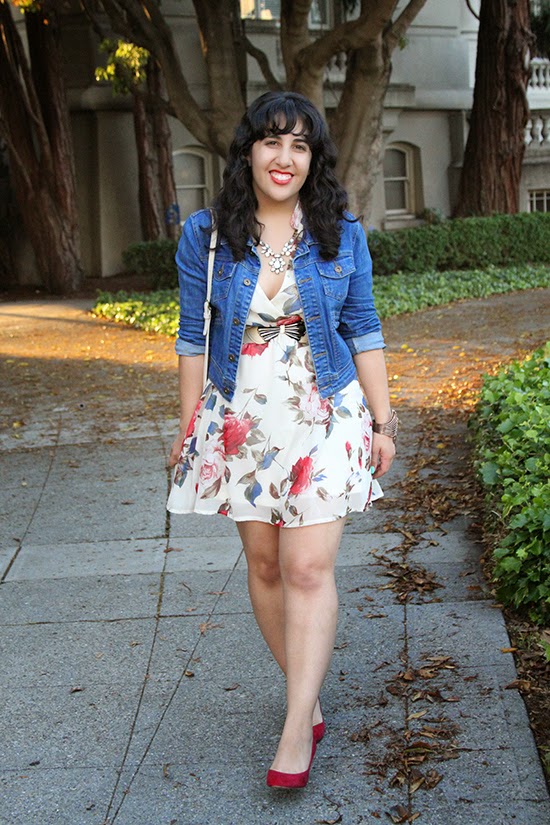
<box><xmin>0</xmin><ymin>289</ymin><xmax>549</xmax><ymax>825</ymax></box>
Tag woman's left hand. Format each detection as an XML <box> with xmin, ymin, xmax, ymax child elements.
<box><xmin>370</xmin><ymin>432</ymin><xmax>396</xmax><ymax>479</ymax></box>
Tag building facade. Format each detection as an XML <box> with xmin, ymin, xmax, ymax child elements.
<box><xmin>10</xmin><ymin>0</ymin><xmax>550</xmax><ymax>282</ymax></box>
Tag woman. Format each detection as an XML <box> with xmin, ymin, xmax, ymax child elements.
<box><xmin>167</xmin><ymin>91</ymin><xmax>396</xmax><ymax>789</ymax></box>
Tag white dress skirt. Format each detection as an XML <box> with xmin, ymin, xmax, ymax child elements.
<box><xmin>167</xmin><ymin>265</ymin><xmax>382</xmax><ymax>528</ymax></box>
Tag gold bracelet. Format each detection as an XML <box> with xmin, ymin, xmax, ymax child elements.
<box><xmin>372</xmin><ymin>409</ymin><xmax>399</xmax><ymax>440</ymax></box>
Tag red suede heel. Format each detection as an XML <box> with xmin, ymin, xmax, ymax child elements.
<box><xmin>313</xmin><ymin>700</ymin><xmax>325</xmax><ymax>743</ymax></box>
<box><xmin>312</xmin><ymin>719</ymin><xmax>326</xmax><ymax>744</ymax></box>
<box><xmin>266</xmin><ymin>741</ymin><xmax>317</xmax><ymax>789</ymax></box>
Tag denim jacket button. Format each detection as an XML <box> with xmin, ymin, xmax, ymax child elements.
<box><xmin>334</xmin><ymin>264</ymin><xmax>343</xmax><ymax>273</ymax></box>
<box><xmin>243</xmin><ymin>278</ymin><xmax>251</xmax><ymax>286</ymax></box>
<box><xmin>232</xmin><ymin>317</ymin><xmax>240</xmax><ymax>325</ymax></box>
<box><xmin>228</xmin><ymin>354</ymin><xmax>235</xmax><ymax>362</ymax></box>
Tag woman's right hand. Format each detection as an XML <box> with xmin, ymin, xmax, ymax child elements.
<box><xmin>168</xmin><ymin>428</ymin><xmax>186</xmax><ymax>468</ymax></box>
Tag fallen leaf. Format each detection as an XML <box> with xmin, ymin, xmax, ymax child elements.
<box><xmin>70</xmin><ymin>686</ymin><xmax>84</xmax><ymax>693</ymax></box>
<box><xmin>407</xmin><ymin>710</ymin><xmax>428</xmax><ymax>721</ymax></box>
<box><xmin>500</xmin><ymin>647</ymin><xmax>517</xmax><ymax>653</ymax></box>
<box><xmin>223</xmin><ymin>683</ymin><xmax>240</xmax><ymax>691</ymax></box>
<box><xmin>184</xmin><ymin>670</ymin><xmax>194</xmax><ymax>678</ymax></box>
<box><xmin>386</xmin><ymin>804</ymin><xmax>411</xmax><ymax>823</ymax></box>
<box><xmin>198</xmin><ymin>621</ymin><xmax>223</xmax><ymax>635</ymax></box>
<box><xmin>504</xmin><ymin>679</ymin><xmax>531</xmax><ymax>691</ymax></box>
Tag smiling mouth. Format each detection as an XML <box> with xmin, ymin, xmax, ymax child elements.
<box><xmin>270</xmin><ymin>171</ymin><xmax>293</xmax><ymax>184</ymax></box>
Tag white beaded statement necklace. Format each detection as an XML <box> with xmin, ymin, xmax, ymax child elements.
<box><xmin>258</xmin><ymin>234</ymin><xmax>298</xmax><ymax>275</ymax></box>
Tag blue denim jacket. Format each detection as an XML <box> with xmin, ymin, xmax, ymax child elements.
<box><xmin>175</xmin><ymin>209</ymin><xmax>385</xmax><ymax>400</ymax></box>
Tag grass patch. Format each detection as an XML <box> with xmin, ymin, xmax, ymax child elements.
<box><xmin>92</xmin><ymin>264</ymin><xmax>550</xmax><ymax>336</ymax></box>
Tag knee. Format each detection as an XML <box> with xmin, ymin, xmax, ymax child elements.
<box><xmin>247</xmin><ymin>552</ymin><xmax>281</xmax><ymax>586</ymax></box>
<box><xmin>281</xmin><ymin>559</ymin><xmax>328</xmax><ymax>592</ymax></box>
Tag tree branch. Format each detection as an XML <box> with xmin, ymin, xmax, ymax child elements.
<box><xmin>244</xmin><ymin>36</ymin><xmax>283</xmax><ymax>91</ymax></box>
<box><xmin>386</xmin><ymin>0</ymin><xmax>428</xmax><ymax>54</ymax></box>
<box><xmin>295</xmin><ymin>0</ymin><xmax>396</xmax><ymax>74</ymax></box>
<box><xmin>81</xmin><ymin>0</ymin><xmax>213</xmax><ymax>150</ymax></box>
<box><xmin>465</xmin><ymin>0</ymin><xmax>480</xmax><ymax>22</ymax></box>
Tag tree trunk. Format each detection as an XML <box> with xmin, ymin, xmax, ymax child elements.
<box><xmin>0</xmin><ymin>2</ymin><xmax>84</xmax><ymax>293</ymax></box>
<box><xmin>192</xmin><ymin>0</ymin><xmax>246</xmax><ymax>151</ymax></box>
<box><xmin>454</xmin><ymin>0</ymin><xmax>534</xmax><ymax>216</ymax></box>
<box><xmin>133</xmin><ymin>91</ymin><xmax>163</xmax><ymax>240</ymax></box>
<box><xmin>148</xmin><ymin>62</ymin><xmax>179</xmax><ymax>241</ymax></box>
<box><xmin>287</xmin><ymin>0</ymin><xmax>427</xmax><ymax>219</ymax></box>
<box><xmin>330</xmin><ymin>39</ymin><xmax>392</xmax><ymax>217</ymax></box>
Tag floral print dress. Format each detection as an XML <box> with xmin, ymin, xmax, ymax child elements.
<box><xmin>167</xmin><ymin>265</ymin><xmax>382</xmax><ymax>528</ymax></box>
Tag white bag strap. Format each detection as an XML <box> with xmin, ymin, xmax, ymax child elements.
<box><xmin>202</xmin><ymin>208</ymin><xmax>217</xmax><ymax>385</ymax></box>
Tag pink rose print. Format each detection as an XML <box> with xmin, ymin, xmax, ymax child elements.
<box><xmin>299</xmin><ymin>386</ymin><xmax>331</xmax><ymax>425</ymax></box>
<box><xmin>241</xmin><ymin>342</ymin><xmax>269</xmax><ymax>357</ymax></box>
<box><xmin>199</xmin><ymin>445</ymin><xmax>225</xmax><ymax>486</ymax></box>
<box><xmin>361</xmin><ymin>414</ymin><xmax>371</xmax><ymax>453</ymax></box>
<box><xmin>184</xmin><ymin>403</ymin><xmax>200</xmax><ymax>439</ymax></box>
<box><xmin>223</xmin><ymin>413</ymin><xmax>254</xmax><ymax>456</ymax></box>
<box><xmin>345</xmin><ymin>441</ymin><xmax>352</xmax><ymax>460</ymax></box>
<box><xmin>289</xmin><ymin>455</ymin><xmax>314</xmax><ymax>496</ymax></box>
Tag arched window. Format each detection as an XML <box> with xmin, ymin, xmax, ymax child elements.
<box><xmin>172</xmin><ymin>147</ymin><xmax>215</xmax><ymax>222</ymax></box>
<box><xmin>383</xmin><ymin>143</ymin><xmax>418</xmax><ymax>216</ymax></box>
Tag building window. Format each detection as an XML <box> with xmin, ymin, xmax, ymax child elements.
<box><xmin>173</xmin><ymin>148</ymin><xmax>214</xmax><ymax>222</ymax></box>
<box><xmin>528</xmin><ymin>189</ymin><xmax>550</xmax><ymax>212</ymax></box>
<box><xmin>384</xmin><ymin>144</ymin><xmax>414</xmax><ymax>215</ymax></box>
<box><xmin>241</xmin><ymin>0</ymin><xmax>329</xmax><ymax>25</ymax></box>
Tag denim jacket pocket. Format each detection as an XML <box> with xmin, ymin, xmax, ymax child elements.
<box><xmin>315</xmin><ymin>256</ymin><xmax>354</xmax><ymax>301</ymax></box>
<box><xmin>212</xmin><ymin>261</ymin><xmax>237</xmax><ymax>302</ymax></box>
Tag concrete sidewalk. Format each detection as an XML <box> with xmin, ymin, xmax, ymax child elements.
<box><xmin>1</xmin><ymin>295</ymin><xmax>549</xmax><ymax>825</ymax></box>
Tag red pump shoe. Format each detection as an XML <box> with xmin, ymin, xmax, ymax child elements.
<box><xmin>266</xmin><ymin>741</ymin><xmax>317</xmax><ymax>789</ymax></box>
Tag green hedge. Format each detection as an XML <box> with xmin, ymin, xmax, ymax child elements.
<box><xmin>368</xmin><ymin>212</ymin><xmax>550</xmax><ymax>277</ymax></box>
<box><xmin>470</xmin><ymin>344</ymin><xmax>550</xmax><ymax>625</ymax></box>
<box><xmin>122</xmin><ymin>240</ymin><xmax>178</xmax><ymax>289</ymax></box>
<box><xmin>121</xmin><ymin>213</ymin><xmax>550</xmax><ymax>287</ymax></box>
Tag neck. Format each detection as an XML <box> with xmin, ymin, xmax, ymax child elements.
<box><xmin>255</xmin><ymin>196</ymin><xmax>298</xmax><ymax>225</ymax></box>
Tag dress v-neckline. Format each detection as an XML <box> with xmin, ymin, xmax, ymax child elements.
<box><xmin>257</xmin><ymin>280</ymin><xmax>284</xmax><ymax>304</ymax></box>
<box><xmin>257</xmin><ymin>265</ymin><xmax>292</xmax><ymax>304</ymax></box>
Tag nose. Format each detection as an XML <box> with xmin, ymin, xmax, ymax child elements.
<box><xmin>276</xmin><ymin>142</ymin><xmax>292</xmax><ymax>167</ymax></box>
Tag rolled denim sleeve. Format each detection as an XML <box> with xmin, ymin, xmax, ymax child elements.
<box><xmin>338</xmin><ymin>222</ymin><xmax>385</xmax><ymax>355</ymax></box>
<box><xmin>174</xmin><ymin>215</ymin><xmax>208</xmax><ymax>356</ymax></box>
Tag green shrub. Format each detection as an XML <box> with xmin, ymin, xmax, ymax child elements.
<box><xmin>92</xmin><ymin>263</ymin><xmax>550</xmax><ymax>335</ymax></box>
<box><xmin>372</xmin><ymin>264</ymin><xmax>550</xmax><ymax>318</ymax></box>
<box><xmin>121</xmin><ymin>213</ymin><xmax>550</xmax><ymax>287</ymax></box>
<box><xmin>122</xmin><ymin>239</ymin><xmax>178</xmax><ymax>289</ymax></box>
<box><xmin>470</xmin><ymin>344</ymin><xmax>550</xmax><ymax>625</ymax></box>
<box><xmin>93</xmin><ymin>289</ymin><xmax>180</xmax><ymax>336</ymax></box>
<box><xmin>368</xmin><ymin>212</ymin><xmax>550</xmax><ymax>277</ymax></box>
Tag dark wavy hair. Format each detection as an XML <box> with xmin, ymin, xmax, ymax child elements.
<box><xmin>211</xmin><ymin>91</ymin><xmax>349</xmax><ymax>261</ymax></box>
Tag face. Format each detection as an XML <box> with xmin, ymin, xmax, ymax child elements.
<box><xmin>248</xmin><ymin>123</ymin><xmax>312</xmax><ymax>209</ymax></box>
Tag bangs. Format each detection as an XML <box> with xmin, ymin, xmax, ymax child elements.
<box><xmin>248</xmin><ymin>97</ymin><xmax>323</xmax><ymax>147</ymax></box>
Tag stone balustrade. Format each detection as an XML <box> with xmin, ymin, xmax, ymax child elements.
<box><xmin>525</xmin><ymin>111</ymin><xmax>550</xmax><ymax>147</ymax></box>
<box><xmin>529</xmin><ymin>58</ymin><xmax>550</xmax><ymax>93</ymax></box>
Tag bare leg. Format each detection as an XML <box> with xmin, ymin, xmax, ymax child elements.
<box><xmin>237</xmin><ymin>521</ymin><xmax>286</xmax><ymax>670</ymax></box>
<box><xmin>237</xmin><ymin>521</ymin><xmax>324</xmax><ymax>727</ymax></box>
<box><xmin>270</xmin><ymin>518</ymin><xmax>345</xmax><ymax>774</ymax></box>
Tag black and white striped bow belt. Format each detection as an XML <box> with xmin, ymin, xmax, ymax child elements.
<box><xmin>256</xmin><ymin>317</ymin><xmax>306</xmax><ymax>343</ymax></box>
